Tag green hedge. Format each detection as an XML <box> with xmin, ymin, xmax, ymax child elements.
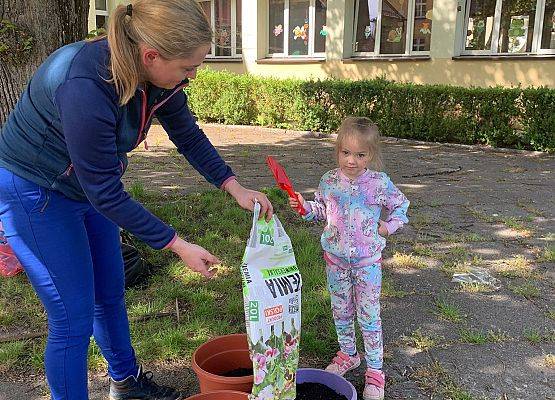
<box><xmin>187</xmin><ymin>69</ymin><xmax>555</xmax><ymax>152</ymax></box>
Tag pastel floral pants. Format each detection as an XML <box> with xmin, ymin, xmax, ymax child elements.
<box><xmin>325</xmin><ymin>254</ymin><xmax>383</xmax><ymax>369</ymax></box>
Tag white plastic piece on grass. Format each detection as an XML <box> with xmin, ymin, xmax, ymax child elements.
<box><xmin>452</xmin><ymin>267</ymin><xmax>501</xmax><ymax>289</ymax></box>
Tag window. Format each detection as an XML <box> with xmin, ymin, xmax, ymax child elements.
<box><xmin>463</xmin><ymin>0</ymin><xmax>554</xmax><ymax>54</ymax></box>
<box><xmin>199</xmin><ymin>0</ymin><xmax>242</xmax><ymax>57</ymax></box>
<box><xmin>540</xmin><ymin>0</ymin><xmax>555</xmax><ymax>50</ymax></box>
<box><xmin>353</xmin><ymin>0</ymin><xmax>433</xmax><ymax>56</ymax></box>
<box><xmin>95</xmin><ymin>0</ymin><xmax>109</xmax><ymax>30</ymax></box>
<box><xmin>268</xmin><ymin>0</ymin><xmax>328</xmax><ymax>57</ymax></box>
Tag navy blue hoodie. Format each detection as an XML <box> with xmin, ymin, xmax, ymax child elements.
<box><xmin>0</xmin><ymin>39</ymin><xmax>234</xmax><ymax>249</ymax></box>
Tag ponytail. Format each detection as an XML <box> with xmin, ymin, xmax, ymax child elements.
<box><xmin>107</xmin><ymin>5</ymin><xmax>142</xmax><ymax>105</ymax></box>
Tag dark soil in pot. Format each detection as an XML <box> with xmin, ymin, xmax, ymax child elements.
<box><xmin>295</xmin><ymin>382</ymin><xmax>348</xmax><ymax>400</ymax></box>
<box><xmin>221</xmin><ymin>368</ymin><xmax>254</xmax><ymax>377</ymax></box>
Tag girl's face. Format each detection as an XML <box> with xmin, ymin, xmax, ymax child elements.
<box><xmin>141</xmin><ymin>44</ymin><xmax>211</xmax><ymax>89</ymax></box>
<box><xmin>338</xmin><ymin>136</ymin><xmax>370</xmax><ymax>179</ymax></box>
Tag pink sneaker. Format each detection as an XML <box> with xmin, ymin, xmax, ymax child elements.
<box><xmin>324</xmin><ymin>351</ymin><xmax>361</xmax><ymax>376</ymax></box>
<box><xmin>363</xmin><ymin>368</ymin><xmax>385</xmax><ymax>400</ymax></box>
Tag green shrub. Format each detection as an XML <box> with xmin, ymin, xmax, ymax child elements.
<box><xmin>187</xmin><ymin>68</ymin><xmax>554</xmax><ymax>152</ymax></box>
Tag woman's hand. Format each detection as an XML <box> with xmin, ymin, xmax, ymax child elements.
<box><xmin>378</xmin><ymin>220</ymin><xmax>389</xmax><ymax>237</ymax></box>
<box><xmin>225</xmin><ymin>179</ymin><xmax>273</xmax><ymax>221</ymax></box>
<box><xmin>289</xmin><ymin>191</ymin><xmax>305</xmax><ymax>211</ymax></box>
<box><xmin>168</xmin><ymin>236</ymin><xmax>219</xmax><ymax>278</ymax></box>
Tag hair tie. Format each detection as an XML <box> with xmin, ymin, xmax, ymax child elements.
<box><xmin>126</xmin><ymin>4</ymin><xmax>133</xmax><ymax>17</ymax></box>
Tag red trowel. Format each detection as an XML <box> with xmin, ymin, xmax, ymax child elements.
<box><xmin>266</xmin><ymin>156</ymin><xmax>306</xmax><ymax>216</ymax></box>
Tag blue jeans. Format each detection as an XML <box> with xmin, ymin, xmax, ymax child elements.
<box><xmin>0</xmin><ymin>167</ymin><xmax>137</xmax><ymax>399</ymax></box>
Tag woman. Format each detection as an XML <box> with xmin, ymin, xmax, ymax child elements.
<box><xmin>0</xmin><ymin>1</ymin><xmax>272</xmax><ymax>399</ymax></box>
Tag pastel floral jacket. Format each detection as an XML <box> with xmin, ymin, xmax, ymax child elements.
<box><xmin>303</xmin><ymin>168</ymin><xmax>409</xmax><ymax>265</ymax></box>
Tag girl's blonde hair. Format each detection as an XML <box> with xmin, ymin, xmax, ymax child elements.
<box><xmin>335</xmin><ymin>116</ymin><xmax>383</xmax><ymax>171</ymax></box>
<box><xmin>102</xmin><ymin>0</ymin><xmax>213</xmax><ymax>105</ymax></box>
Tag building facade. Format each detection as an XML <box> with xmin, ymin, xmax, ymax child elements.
<box><xmin>89</xmin><ymin>0</ymin><xmax>555</xmax><ymax>87</ymax></box>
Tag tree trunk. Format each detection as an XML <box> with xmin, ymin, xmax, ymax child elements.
<box><xmin>0</xmin><ymin>0</ymin><xmax>89</xmax><ymax>125</ymax></box>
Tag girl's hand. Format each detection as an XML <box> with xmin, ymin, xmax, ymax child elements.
<box><xmin>289</xmin><ymin>192</ymin><xmax>305</xmax><ymax>211</ymax></box>
<box><xmin>168</xmin><ymin>237</ymin><xmax>219</xmax><ymax>278</ymax></box>
<box><xmin>378</xmin><ymin>220</ymin><xmax>389</xmax><ymax>237</ymax></box>
<box><xmin>225</xmin><ymin>179</ymin><xmax>274</xmax><ymax>221</ymax></box>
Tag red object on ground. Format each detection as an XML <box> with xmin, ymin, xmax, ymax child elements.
<box><xmin>266</xmin><ymin>156</ymin><xmax>306</xmax><ymax>216</ymax></box>
<box><xmin>0</xmin><ymin>222</ymin><xmax>23</xmax><ymax>277</ymax></box>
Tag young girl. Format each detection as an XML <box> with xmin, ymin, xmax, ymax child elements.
<box><xmin>0</xmin><ymin>1</ymin><xmax>272</xmax><ymax>399</ymax></box>
<box><xmin>289</xmin><ymin>117</ymin><xmax>409</xmax><ymax>400</ymax></box>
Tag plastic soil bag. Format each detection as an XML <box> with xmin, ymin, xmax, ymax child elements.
<box><xmin>241</xmin><ymin>203</ymin><xmax>302</xmax><ymax>400</ymax></box>
<box><xmin>0</xmin><ymin>221</ymin><xmax>23</xmax><ymax>277</ymax></box>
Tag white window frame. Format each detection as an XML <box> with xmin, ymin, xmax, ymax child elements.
<box><xmin>95</xmin><ymin>0</ymin><xmax>109</xmax><ymax>30</ymax></box>
<box><xmin>267</xmin><ymin>0</ymin><xmax>327</xmax><ymax>58</ymax></box>
<box><xmin>535</xmin><ymin>0</ymin><xmax>555</xmax><ymax>54</ymax></box>
<box><xmin>199</xmin><ymin>0</ymin><xmax>242</xmax><ymax>58</ymax></box>
<box><xmin>415</xmin><ymin>0</ymin><xmax>427</xmax><ymax>17</ymax></box>
<box><xmin>352</xmin><ymin>0</ymin><xmax>432</xmax><ymax>57</ymax></box>
<box><xmin>461</xmin><ymin>0</ymin><xmax>555</xmax><ymax>55</ymax></box>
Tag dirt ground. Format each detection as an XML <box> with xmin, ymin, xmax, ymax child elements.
<box><xmin>1</xmin><ymin>123</ymin><xmax>553</xmax><ymax>400</ymax></box>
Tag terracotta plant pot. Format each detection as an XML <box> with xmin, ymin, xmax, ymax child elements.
<box><xmin>192</xmin><ymin>333</ymin><xmax>253</xmax><ymax>393</ymax></box>
<box><xmin>297</xmin><ymin>368</ymin><xmax>357</xmax><ymax>400</ymax></box>
<box><xmin>185</xmin><ymin>390</ymin><xmax>249</xmax><ymax>400</ymax></box>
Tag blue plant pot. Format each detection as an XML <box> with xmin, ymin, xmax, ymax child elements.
<box><xmin>296</xmin><ymin>368</ymin><xmax>357</xmax><ymax>399</ymax></box>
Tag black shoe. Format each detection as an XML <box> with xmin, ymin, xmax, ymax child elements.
<box><xmin>109</xmin><ymin>366</ymin><xmax>182</xmax><ymax>400</ymax></box>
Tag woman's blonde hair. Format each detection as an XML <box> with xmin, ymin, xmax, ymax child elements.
<box><xmin>335</xmin><ymin>116</ymin><xmax>383</xmax><ymax>171</ymax></box>
<box><xmin>102</xmin><ymin>0</ymin><xmax>212</xmax><ymax>105</ymax></box>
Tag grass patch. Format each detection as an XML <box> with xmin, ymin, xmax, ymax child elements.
<box><xmin>444</xmin><ymin>233</ymin><xmax>489</xmax><ymax>243</ymax></box>
<box><xmin>493</xmin><ymin>255</ymin><xmax>536</xmax><ymax>279</ymax></box>
<box><xmin>0</xmin><ymin>274</ymin><xmax>45</xmax><ymax>331</ymax></box>
<box><xmin>500</xmin><ymin>216</ymin><xmax>530</xmax><ymax>232</ymax></box>
<box><xmin>128</xmin><ymin>180</ymin><xmax>146</xmax><ymax>200</ymax></box>
<box><xmin>382</xmin><ymin>273</ymin><xmax>408</xmax><ymax>298</ymax></box>
<box><xmin>537</xmin><ymin>245</ymin><xmax>555</xmax><ymax>262</ymax></box>
<box><xmin>412</xmin><ymin>243</ymin><xmax>434</xmax><ymax>257</ymax></box>
<box><xmin>458</xmin><ymin>282</ymin><xmax>494</xmax><ymax>293</ymax></box>
<box><xmin>441</xmin><ymin>260</ymin><xmax>468</xmax><ymax>275</ymax></box>
<box><xmin>389</xmin><ymin>252</ymin><xmax>428</xmax><ymax>269</ymax></box>
<box><xmin>459</xmin><ymin>329</ymin><xmax>489</xmax><ymax>344</ymax></box>
<box><xmin>449</xmin><ymin>246</ymin><xmax>470</xmax><ymax>260</ymax></box>
<box><xmin>524</xmin><ymin>329</ymin><xmax>542</xmax><ymax>344</ymax></box>
<box><xmin>440</xmin><ymin>256</ymin><xmax>482</xmax><ymax>276</ymax></box>
<box><xmin>412</xmin><ymin>360</ymin><xmax>479</xmax><ymax>400</ymax></box>
<box><xmin>516</xmin><ymin>200</ymin><xmax>545</xmax><ymax>218</ymax></box>
<box><xmin>88</xmin><ymin>340</ymin><xmax>107</xmax><ymax>372</ymax></box>
<box><xmin>28</xmin><ymin>340</ymin><xmax>45</xmax><ymax>371</ymax></box>
<box><xmin>522</xmin><ymin>329</ymin><xmax>554</xmax><ymax>344</ymax></box>
<box><xmin>428</xmin><ymin>199</ymin><xmax>443</xmax><ymax>208</ymax></box>
<box><xmin>438</xmin><ymin>246</ymin><xmax>484</xmax><ymax>276</ymax></box>
<box><xmin>459</xmin><ymin>328</ymin><xmax>510</xmax><ymax>344</ymax></box>
<box><xmin>547</xmin><ymin>310</ymin><xmax>555</xmax><ymax>321</ymax></box>
<box><xmin>0</xmin><ymin>341</ymin><xmax>26</xmax><ymax>372</ymax></box>
<box><xmin>401</xmin><ymin>329</ymin><xmax>438</xmax><ymax>350</ymax></box>
<box><xmin>508</xmin><ymin>281</ymin><xmax>540</xmax><ymax>299</ymax></box>
<box><xmin>411</xmin><ymin>213</ymin><xmax>432</xmax><ymax>229</ymax></box>
<box><xmin>434</xmin><ymin>298</ymin><xmax>464</xmax><ymax>323</ymax></box>
<box><xmin>463</xmin><ymin>233</ymin><xmax>488</xmax><ymax>242</ymax></box>
<box><xmin>436</xmin><ymin>218</ymin><xmax>455</xmax><ymax>230</ymax></box>
<box><xmin>465</xmin><ymin>208</ymin><xmax>495</xmax><ymax>223</ymax></box>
